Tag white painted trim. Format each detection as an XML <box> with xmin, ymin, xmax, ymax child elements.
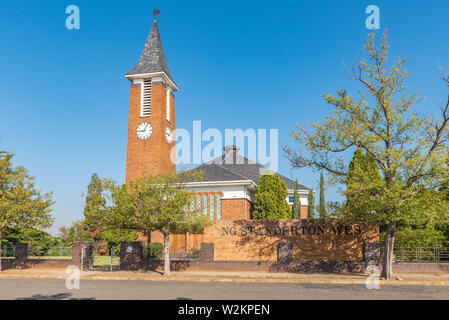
<box><xmin>141</xmin><ymin>79</ymin><xmax>153</xmax><ymax>117</ymax></box>
<box><xmin>166</xmin><ymin>87</ymin><xmax>171</xmax><ymax>121</ymax></box>
<box><xmin>185</xmin><ymin>184</ymin><xmax>254</xmax><ymax>202</ymax></box>
<box><xmin>184</xmin><ymin>180</ymin><xmax>257</xmax><ymax>190</ymax></box>
<box><xmin>126</xmin><ymin>72</ymin><xmax>179</xmax><ymax>91</ymax></box>
<box><xmin>132</xmin><ymin>79</ymin><xmax>147</xmax><ymax>118</ymax></box>
<box><xmin>287</xmin><ymin>189</ymin><xmax>310</xmax><ymax>195</ymax></box>
<box><xmin>286</xmin><ymin>194</ymin><xmax>309</xmax><ymax>206</ymax></box>
<box><xmin>151</xmin><ymin>76</ymin><xmax>165</xmax><ymax>83</ymax></box>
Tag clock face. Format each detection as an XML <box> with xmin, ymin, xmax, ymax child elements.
<box><xmin>165</xmin><ymin>127</ymin><xmax>173</xmax><ymax>143</ymax></box>
<box><xmin>137</xmin><ymin>122</ymin><xmax>152</xmax><ymax>140</ymax></box>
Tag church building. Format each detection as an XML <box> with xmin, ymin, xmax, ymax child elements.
<box><xmin>125</xmin><ymin>19</ymin><xmax>311</xmax><ymax>250</ymax></box>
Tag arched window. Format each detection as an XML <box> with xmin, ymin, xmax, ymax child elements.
<box><xmin>210</xmin><ymin>194</ymin><xmax>215</xmax><ymax>220</ymax></box>
<box><xmin>190</xmin><ymin>195</ymin><xmax>195</xmax><ymax>214</ymax></box>
<box><xmin>216</xmin><ymin>193</ymin><xmax>222</xmax><ymax>220</ymax></box>
<box><xmin>203</xmin><ymin>194</ymin><xmax>208</xmax><ymax>217</ymax></box>
<box><xmin>196</xmin><ymin>194</ymin><xmax>202</xmax><ymax>216</ymax></box>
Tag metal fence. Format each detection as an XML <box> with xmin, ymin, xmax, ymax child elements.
<box><xmin>380</xmin><ymin>247</ymin><xmax>449</xmax><ymax>262</ymax></box>
<box><xmin>27</xmin><ymin>245</ymin><xmax>72</xmax><ymax>259</ymax></box>
<box><xmin>93</xmin><ymin>246</ymin><xmax>120</xmax><ymax>271</ymax></box>
<box><xmin>1</xmin><ymin>245</ymin><xmax>15</xmax><ymax>258</ymax></box>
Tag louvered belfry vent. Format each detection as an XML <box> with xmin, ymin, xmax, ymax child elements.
<box><xmin>141</xmin><ymin>79</ymin><xmax>152</xmax><ymax>117</ymax></box>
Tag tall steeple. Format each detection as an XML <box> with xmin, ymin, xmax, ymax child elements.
<box><xmin>126</xmin><ymin>20</ymin><xmax>178</xmax><ymax>90</ymax></box>
<box><xmin>125</xmin><ymin>18</ymin><xmax>177</xmax><ymax>183</ymax></box>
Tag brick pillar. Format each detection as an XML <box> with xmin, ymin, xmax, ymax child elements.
<box><xmin>364</xmin><ymin>242</ymin><xmax>380</xmax><ymax>266</ymax></box>
<box><xmin>14</xmin><ymin>243</ymin><xmax>28</xmax><ymax>260</ymax></box>
<box><xmin>200</xmin><ymin>243</ymin><xmax>214</xmax><ymax>262</ymax></box>
<box><xmin>120</xmin><ymin>241</ymin><xmax>143</xmax><ymax>270</ymax></box>
<box><xmin>277</xmin><ymin>242</ymin><xmax>293</xmax><ymax>263</ymax></box>
<box><xmin>72</xmin><ymin>242</ymin><xmax>93</xmax><ymax>270</ymax></box>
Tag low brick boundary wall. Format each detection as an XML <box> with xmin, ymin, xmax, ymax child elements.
<box><xmin>0</xmin><ymin>242</ymin><xmax>93</xmax><ymax>270</ymax></box>
<box><xmin>120</xmin><ymin>241</ymin><xmax>379</xmax><ymax>273</ymax></box>
<box><xmin>135</xmin><ymin>260</ymin><xmax>366</xmax><ymax>273</ymax></box>
<box><xmin>1</xmin><ymin>258</ymin><xmax>73</xmax><ymax>270</ymax></box>
<box><xmin>391</xmin><ymin>262</ymin><xmax>449</xmax><ymax>273</ymax></box>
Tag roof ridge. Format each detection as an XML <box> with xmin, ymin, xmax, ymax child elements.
<box><xmin>216</xmin><ymin>164</ymin><xmax>254</xmax><ymax>182</ymax></box>
<box><xmin>195</xmin><ymin>162</ymin><xmax>247</xmax><ymax>179</ymax></box>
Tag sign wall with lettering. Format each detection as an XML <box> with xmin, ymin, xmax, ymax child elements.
<box><xmin>203</xmin><ymin>220</ymin><xmax>379</xmax><ymax>262</ymax></box>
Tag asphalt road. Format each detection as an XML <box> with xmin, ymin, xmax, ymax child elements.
<box><xmin>0</xmin><ymin>279</ymin><xmax>448</xmax><ymax>300</ymax></box>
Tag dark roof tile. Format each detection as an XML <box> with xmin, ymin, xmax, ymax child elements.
<box><xmin>127</xmin><ymin>21</ymin><xmax>174</xmax><ymax>83</ymax></box>
<box><xmin>190</xmin><ymin>150</ymin><xmax>309</xmax><ymax>190</ymax></box>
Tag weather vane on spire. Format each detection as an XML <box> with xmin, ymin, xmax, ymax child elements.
<box><xmin>153</xmin><ymin>8</ymin><xmax>160</xmax><ymax>21</ymax></box>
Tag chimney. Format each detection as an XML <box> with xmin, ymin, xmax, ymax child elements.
<box><xmin>223</xmin><ymin>145</ymin><xmax>240</xmax><ymax>154</ymax></box>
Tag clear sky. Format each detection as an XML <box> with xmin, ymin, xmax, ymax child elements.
<box><xmin>1</xmin><ymin>0</ymin><xmax>448</xmax><ymax>235</ymax></box>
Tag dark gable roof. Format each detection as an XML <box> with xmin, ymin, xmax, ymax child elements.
<box><xmin>127</xmin><ymin>20</ymin><xmax>174</xmax><ymax>83</ymax></box>
<box><xmin>192</xmin><ymin>149</ymin><xmax>309</xmax><ymax>190</ymax></box>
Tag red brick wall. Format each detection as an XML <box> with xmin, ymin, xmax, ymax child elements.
<box><xmin>203</xmin><ymin>220</ymin><xmax>379</xmax><ymax>262</ymax></box>
<box><xmin>222</xmin><ymin>199</ymin><xmax>252</xmax><ymax>220</ymax></box>
<box><xmin>126</xmin><ymin>80</ymin><xmax>175</xmax><ymax>183</ymax></box>
<box><xmin>391</xmin><ymin>263</ymin><xmax>449</xmax><ymax>273</ymax></box>
<box><xmin>0</xmin><ymin>259</ymin><xmax>73</xmax><ymax>270</ymax></box>
<box><xmin>300</xmin><ymin>206</ymin><xmax>308</xmax><ymax>219</ymax></box>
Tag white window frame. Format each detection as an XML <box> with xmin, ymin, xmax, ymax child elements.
<box><xmin>140</xmin><ymin>79</ymin><xmax>152</xmax><ymax>117</ymax></box>
<box><xmin>166</xmin><ymin>86</ymin><xmax>171</xmax><ymax>122</ymax></box>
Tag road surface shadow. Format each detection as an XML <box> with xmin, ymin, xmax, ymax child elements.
<box><xmin>16</xmin><ymin>293</ymin><xmax>95</xmax><ymax>300</ymax></box>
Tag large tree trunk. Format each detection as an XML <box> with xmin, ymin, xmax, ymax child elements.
<box><xmin>163</xmin><ymin>229</ymin><xmax>170</xmax><ymax>277</ymax></box>
<box><xmin>381</xmin><ymin>222</ymin><xmax>396</xmax><ymax>279</ymax></box>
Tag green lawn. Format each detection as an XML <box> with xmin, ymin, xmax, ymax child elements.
<box><xmin>27</xmin><ymin>256</ymin><xmax>72</xmax><ymax>260</ymax></box>
<box><xmin>93</xmin><ymin>255</ymin><xmax>120</xmax><ymax>266</ymax></box>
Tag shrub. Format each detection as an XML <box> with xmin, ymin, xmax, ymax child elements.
<box><xmin>252</xmin><ymin>174</ymin><xmax>291</xmax><ymax>219</ymax></box>
<box><xmin>143</xmin><ymin>243</ymin><xmax>163</xmax><ymax>259</ymax></box>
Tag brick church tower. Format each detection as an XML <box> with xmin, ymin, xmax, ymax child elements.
<box><xmin>125</xmin><ymin>20</ymin><xmax>178</xmax><ymax>183</ymax></box>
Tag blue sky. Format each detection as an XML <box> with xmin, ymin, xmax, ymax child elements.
<box><xmin>1</xmin><ymin>0</ymin><xmax>448</xmax><ymax>235</ymax></box>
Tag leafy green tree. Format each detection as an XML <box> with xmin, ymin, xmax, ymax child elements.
<box><xmin>252</xmin><ymin>174</ymin><xmax>291</xmax><ymax>219</ymax></box>
<box><xmin>307</xmin><ymin>189</ymin><xmax>315</xmax><ymax>219</ymax></box>
<box><xmin>102</xmin><ymin>171</ymin><xmax>210</xmax><ymax>277</ymax></box>
<box><xmin>58</xmin><ymin>226</ymin><xmax>69</xmax><ymax>240</ymax></box>
<box><xmin>318</xmin><ymin>172</ymin><xmax>327</xmax><ymax>218</ymax></box>
<box><xmin>284</xmin><ymin>30</ymin><xmax>449</xmax><ymax>279</ymax></box>
<box><xmin>65</xmin><ymin>219</ymin><xmax>91</xmax><ymax>244</ymax></box>
<box><xmin>83</xmin><ymin>173</ymin><xmax>114</xmax><ymax>230</ymax></box>
<box><xmin>345</xmin><ymin>148</ymin><xmax>382</xmax><ymax>216</ymax></box>
<box><xmin>392</xmin><ymin>189</ymin><xmax>449</xmax><ymax>247</ymax></box>
<box><xmin>0</xmin><ymin>152</ymin><xmax>54</xmax><ymax>270</ymax></box>
<box><xmin>346</xmin><ymin>148</ymin><xmax>365</xmax><ymax>213</ymax></box>
<box><xmin>291</xmin><ymin>180</ymin><xmax>300</xmax><ymax>219</ymax></box>
<box><xmin>2</xmin><ymin>227</ymin><xmax>62</xmax><ymax>256</ymax></box>
<box><xmin>100</xmin><ymin>228</ymin><xmax>138</xmax><ymax>255</ymax></box>
<box><xmin>81</xmin><ymin>173</ymin><xmax>136</xmax><ymax>253</ymax></box>
<box><xmin>393</xmin><ymin>226</ymin><xmax>447</xmax><ymax>247</ymax></box>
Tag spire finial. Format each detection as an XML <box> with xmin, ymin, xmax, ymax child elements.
<box><xmin>153</xmin><ymin>8</ymin><xmax>160</xmax><ymax>22</ymax></box>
